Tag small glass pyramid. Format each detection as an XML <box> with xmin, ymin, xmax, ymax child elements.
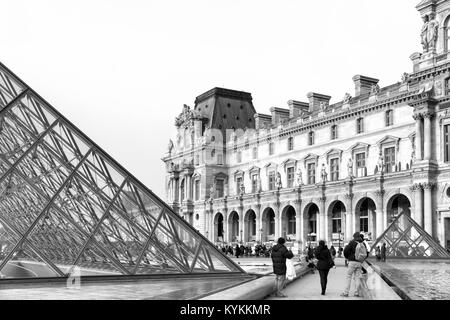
<box><xmin>370</xmin><ymin>211</ymin><xmax>450</xmax><ymax>259</ymax></box>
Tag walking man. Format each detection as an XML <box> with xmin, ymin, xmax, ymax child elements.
<box><xmin>271</xmin><ymin>237</ymin><xmax>294</xmax><ymax>298</ymax></box>
<box><xmin>341</xmin><ymin>232</ymin><xmax>365</xmax><ymax>297</ymax></box>
<box><xmin>314</xmin><ymin>240</ymin><xmax>335</xmax><ymax>295</ymax></box>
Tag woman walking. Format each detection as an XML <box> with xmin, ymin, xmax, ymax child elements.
<box><xmin>314</xmin><ymin>240</ymin><xmax>335</xmax><ymax>296</ymax></box>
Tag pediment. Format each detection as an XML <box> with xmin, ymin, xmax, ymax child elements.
<box><xmin>281</xmin><ymin>158</ymin><xmax>297</xmax><ymax>166</ymax></box>
<box><xmin>302</xmin><ymin>153</ymin><xmax>319</xmax><ymax>162</ymax></box>
<box><xmin>248</xmin><ymin>166</ymin><xmax>261</xmax><ymax>176</ymax></box>
<box><xmin>376</xmin><ymin>135</ymin><xmax>400</xmax><ymax>148</ymax></box>
<box><xmin>348</xmin><ymin>142</ymin><xmax>371</xmax><ymax>152</ymax></box>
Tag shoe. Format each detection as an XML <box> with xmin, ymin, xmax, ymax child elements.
<box><xmin>321</xmin><ymin>292</ymin><xmax>325</xmax><ymax>296</ymax></box>
<box><xmin>277</xmin><ymin>293</ymin><xmax>288</xmax><ymax>298</ymax></box>
<box><xmin>340</xmin><ymin>293</ymin><xmax>349</xmax><ymax>297</ymax></box>
<box><xmin>354</xmin><ymin>293</ymin><xmax>361</xmax><ymax>297</ymax></box>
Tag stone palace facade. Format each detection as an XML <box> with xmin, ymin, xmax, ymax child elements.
<box><xmin>162</xmin><ymin>0</ymin><xmax>450</xmax><ymax>251</ymax></box>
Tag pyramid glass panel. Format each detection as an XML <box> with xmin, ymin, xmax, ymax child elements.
<box><xmin>0</xmin><ymin>62</ymin><xmax>245</xmax><ymax>278</ymax></box>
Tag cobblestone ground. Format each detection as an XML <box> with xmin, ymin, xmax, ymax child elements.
<box><xmin>266</xmin><ymin>258</ymin><xmax>363</xmax><ymax>300</ymax></box>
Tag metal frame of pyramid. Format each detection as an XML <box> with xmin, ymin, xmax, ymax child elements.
<box><xmin>0</xmin><ymin>62</ymin><xmax>246</xmax><ymax>279</ymax></box>
<box><xmin>370</xmin><ymin>210</ymin><xmax>450</xmax><ymax>259</ymax></box>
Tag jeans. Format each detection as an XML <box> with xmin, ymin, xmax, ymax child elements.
<box><xmin>343</xmin><ymin>261</ymin><xmax>362</xmax><ymax>295</ymax></box>
<box><xmin>275</xmin><ymin>274</ymin><xmax>286</xmax><ymax>295</ymax></box>
<box><xmin>318</xmin><ymin>269</ymin><xmax>330</xmax><ymax>293</ymax></box>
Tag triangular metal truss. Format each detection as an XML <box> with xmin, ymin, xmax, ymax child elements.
<box><xmin>370</xmin><ymin>211</ymin><xmax>450</xmax><ymax>259</ymax></box>
<box><xmin>0</xmin><ymin>62</ymin><xmax>245</xmax><ymax>278</ymax></box>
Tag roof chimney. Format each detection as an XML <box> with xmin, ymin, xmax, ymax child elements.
<box><xmin>352</xmin><ymin>75</ymin><xmax>379</xmax><ymax>97</ymax></box>
<box><xmin>306</xmin><ymin>93</ymin><xmax>331</xmax><ymax>113</ymax></box>
<box><xmin>287</xmin><ymin>100</ymin><xmax>309</xmax><ymax>118</ymax></box>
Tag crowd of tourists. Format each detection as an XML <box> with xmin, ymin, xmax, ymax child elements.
<box><xmin>216</xmin><ymin>243</ymin><xmax>273</xmax><ymax>258</ymax></box>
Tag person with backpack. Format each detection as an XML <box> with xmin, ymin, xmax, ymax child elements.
<box><xmin>314</xmin><ymin>240</ymin><xmax>335</xmax><ymax>295</ymax></box>
<box><xmin>341</xmin><ymin>232</ymin><xmax>367</xmax><ymax>297</ymax></box>
<box><xmin>270</xmin><ymin>237</ymin><xmax>294</xmax><ymax>297</ymax></box>
<box><xmin>330</xmin><ymin>245</ymin><xmax>337</xmax><ymax>260</ymax></box>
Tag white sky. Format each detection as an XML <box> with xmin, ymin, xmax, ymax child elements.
<box><xmin>1</xmin><ymin>0</ymin><xmax>422</xmax><ymax>198</ymax></box>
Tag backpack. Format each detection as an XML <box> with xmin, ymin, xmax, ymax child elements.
<box><xmin>355</xmin><ymin>242</ymin><xmax>368</xmax><ymax>262</ymax></box>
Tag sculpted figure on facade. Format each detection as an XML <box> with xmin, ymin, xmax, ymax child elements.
<box><xmin>239</xmin><ymin>182</ymin><xmax>245</xmax><ymax>195</ymax></box>
<box><xmin>276</xmin><ymin>172</ymin><xmax>282</xmax><ymax>189</ymax></box>
<box><xmin>167</xmin><ymin>139</ymin><xmax>174</xmax><ymax>154</ymax></box>
<box><xmin>421</xmin><ymin>15</ymin><xmax>429</xmax><ymax>52</ymax></box>
<box><xmin>378</xmin><ymin>153</ymin><xmax>385</xmax><ymax>173</ymax></box>
<box><xmin>401</xmin><ymin>72</ymin><xmax>410</xmax><ymax>83</ymax></box>
<box><xmin>343</xmin><ymin>93</ymin><xmax>352</xmax><ymax>104</ymax></box>
<box><xmin>427</xmin><ymin>12</ymin><xmax>439</xmax><ymax>52</ymax></box>
<box><xmin>421</xmin><ymin>13</ymin><xmax>439</xmax><ymax>53</ymax></box>
<box><xmin>347</xmin><ymin>158</ymin><xmax>354</xmax><ymax>178</ymax></box>
<box><xmin>295</xmin><ymin>167</ymin><xmax>303</xmax><ymax>187</ymax></box>
<box><xmin>319</xmin><ymin>101</ymin><xmax>328</xmax><ymax>112</ymax></box>
<box><xmin>321</xmin><ymin>163</ymin><xmax>328</xmax><ymax>182</ymax></box>
<box><xmin>210</xmin><ymin>183</ymin><xmax>216</xmax><ymax>200</ymax></box>
<box><xmin>370</xmin><ymin>83</ymin><xmax>380</xmax><ymax>95</ymax></box>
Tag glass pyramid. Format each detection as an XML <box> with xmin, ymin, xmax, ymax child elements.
<box><xmin>370</xmin><ymin>211</ymin><xmax>450</xmax><ymax>259</ymax></box>
<box><xmin>0</xmin><ymin>62</ymin><xmax>245</xmax><ymax>278</ymax></box>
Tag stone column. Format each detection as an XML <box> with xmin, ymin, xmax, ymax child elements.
<box><xmin>413</xmin><ymin>114</ymin><xmax>423</xmax><ymax>161</ymax></box>
<box><xmin>238</xmin><ymin>206</ymin><xmax>244</xmax><ymax>243</ymax></box>
<box><xmin>319</xmin><ymin>197</ymin><xmax>326</xmax><ymax>242</ymax></box>
<box><xmin>223</xmin><ymin>210</ymin><xmax>229</xmax><ymax>243</ymax></box>
<box><xmin>295</xmin><ymin>200</ymin><xmax>302</xmax><ymax>246</ymax></box>
<box><xmin>375</xmin><ymin>190</ymin><xmax>385</xmax><ymax>233</ymax></box>
<box><xmin>413</xmin><ymin>183</ymin><xmax>424</xmax><ymax>227</ymax></box>
<box><xmin>345</xmin><ymin>193</ymin><xmax>354</xmax><ymax>242</ymax></box>
<box><xmin>423</xmin><ymin>183</ymin><xmax>435</xmax><ymax>236</ymax></box>
<box><xmin>423</xmin><ymin>113</ymin><xmax>433</xmax><ymax>161</ymax></box>
<box><xmin>255</xmin><ymin>205</ymin><xmax>262</xmax><ymax>243</ymax></box>
<box><xmin>274</xmin><ymin>203</ymin><xmax>281</xmax><ymax>240</ymax></box>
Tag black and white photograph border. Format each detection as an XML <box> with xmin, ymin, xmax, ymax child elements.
<box><xmin>0</xmin><ymin>0</ymin><xmax>449</xmax><ymax>308</ymax></box>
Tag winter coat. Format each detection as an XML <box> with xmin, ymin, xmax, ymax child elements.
<box><xmin>314</xmin><ymin>245</ymin><xmax>334</xmax><ymax>270</ymax></box>
<box><xmin>344</xmin><ymin>239</ymin><xmax>359</xmax><ymax>262</ymax></box>
<box><xmin>271</xmin><ymin>244</ymin><xmax>294</xmax><ymax>275</ymax></box>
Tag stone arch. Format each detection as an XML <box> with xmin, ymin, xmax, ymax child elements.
<box><xmin>327</xmin><ymin>200</ymin><xmax>346</xmax><ymax>246</ymax></box>
<box><xmin>303</xmin><ymin>202</ymin><xmax>320</xmax><ymax>245</ymax></box>
<box><xmin>213</xmin><ymin>212</ymin><xmax>224</xmax><ymax>243</ymax></box>
<box><xmin>244</xmin><ymin>209</ymin><xmax>257</xmax><ymax>242</ymax></box>
<box><xmin>384</xmin><ymin>189</ymin><xmax>413</xmax><ymax>215</ymax></box>
<box><xmin>228</xmin><ymin>211</ymin><xmax>240</xmax><ymax>242</ymax></box>
<box><xmin>261</xmin><ymin>207</ymin><xmax>276</xmax><ymax>242</ymax></box>
<box><xmin>355</xmin><ymin>197</ymin><xmax>377</xmax><ymax>241</ymax></box>
<box><xmin>386</xmin><ymin>193</ymin><xmax>412</xmax><ymax>223</ymax></box>
<box><xmin>281</xmin><ymin>205</ymin><xmax>296</xmax><ymax>241</ymax></box>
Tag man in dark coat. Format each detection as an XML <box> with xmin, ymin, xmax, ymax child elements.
<box><xmin>270</xmin><ymin>237</ymin><xmax>294</xmax><ymax>297</ymax></box>
<box><xmin>381</xmin><ymin>243</ymin><xmax>387</xmax><ymax>262</ymax></box>
<box><xmin>341</xmin><ymin>232</ymin><xmax>363</xmax><ymax>297</ymax></box>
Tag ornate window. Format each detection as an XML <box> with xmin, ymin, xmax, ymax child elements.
<box><xmin>217</xmin><ymin>154</ymin><xmax>223</xmax><ymax>165</ymax></box>
<box><xmin>287</xmin><ymin>166</ymin><xmax>295</xmax><ymax>188</ymax></box>
<box><xmin>445</xmin><ymin>16</ymin><xmax>450</xmax><ymax>52</ymax></box>
<box><xmin>384</xmin><ymin>147</ymin><xmax>396</xmax><ymax>173</ymax></box>
<box><xmin>445</xmin><ymin>124</ymin><xmax>450</xmax><ymax>162</ymax></box>
<box><xmin>287</xmin><ymin>137</ymin><xmax>294</xmax><ymax>151</ymax></box>
<box><xmin>377</xmin><ymin>135</ymin><xmax>400</xmax><ymax>173</ymax></box>
<box><xmin>307</xmin><ymin>163</ymin><xmax>316</xmax><ymax>184</ymax></box>
<box><xmin>249</xmin><ymin>166</ymin><xmax>261</xmax><ymax>193</ymax></box>
<box><xmin>360</xmin><ymin>201</ymin><xmax>369</xmax><ymax>233</ymax></box>
<box><xmin>330</xmin><ymin>158</ymin><xmax>339</xmax><ymax>181</ymax></box>
<box><xmin>234</xmin><ymin>170</ymin><xmax>244</xmax><ymax>195</ymax></box>
<box><xmin>194</xmin><ymin>179</ymin><xmax>200</xmax><ymax>201</ymax></box>
<box><xmin>268</xmin><ymin>171</ymin><xmax>276</xmax><ymax>190</ymax></box>
<box><xmin>349</xmin><ymin>142</ymin><xmax>370</xmax><ymax>177</ymax></box>
<box><xmin>356</xmin><ymin>118</ymin><xmax>364</xmax><ymax>134</ymax></box>
<box><xmin>216</xmin><ymin>179</ymin><xmax>224</xmax><ymax>198</ymax></box>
